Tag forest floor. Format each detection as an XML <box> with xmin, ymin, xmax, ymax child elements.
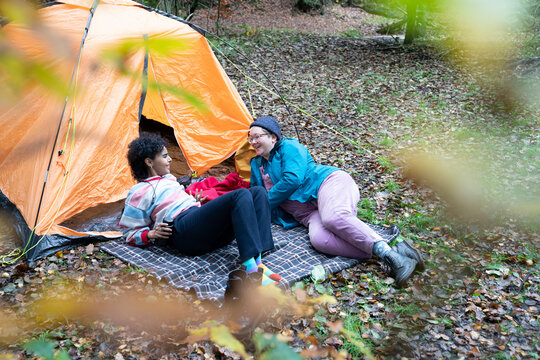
<box><xmin>1</xmin><ymin>1</ymin><xmax>539</xmax><ymax>359</ymax></box>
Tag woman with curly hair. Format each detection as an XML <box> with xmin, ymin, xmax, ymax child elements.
<box><xmin>119</xmin><ymin>133</ymin><xmax>280</xmax><ymax>285</ymax></box>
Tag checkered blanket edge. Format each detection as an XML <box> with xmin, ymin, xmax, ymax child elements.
<box><xmin>100</xmin><ymin>224</ymin><xmax>399</xmax><ymax>302</ymax></box>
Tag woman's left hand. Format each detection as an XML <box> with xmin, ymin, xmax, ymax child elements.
<box><xmin>189</xmin><ymin>189</ymin><xmax>208</xmax><ymax>203</ymax></box>
<box><xmin>149</xmin><ymin>222</ymin><xmax>172</xmax><ymax>240</ymax></box>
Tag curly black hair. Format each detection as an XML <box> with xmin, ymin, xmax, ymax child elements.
<box><xmin>127</xmin><ymin>133</ymin><xmax>169</xmax><ymax>181</ymax></box>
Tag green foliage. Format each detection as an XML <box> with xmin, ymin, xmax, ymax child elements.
<box><xmin>239</xmin><ymin>24</ymin><xmax>264</xmax><ymax>40</ymax></box>
<box><xmin>358</xmin><ymin>198</ymin><xmax>378</xmax><ymax>223</ymax></box>
<box><xmin>393</xmin><ymin>301</ymin><xmax>420</xmax><ymax>316</ymax></box>
<box><xmin>158</xmin><ymin>83</ymin><xmax>209</xmax><ymax>113</ymax></box>
<box><xmin>358</xmin><ymin>0</ymin><xmax>439</xmax><ymax>42</ymax></box>
<box><xmin>100</xmin><ymin>37</ymin><xmax>209</xmax><ymax>113</ymax></box>
<box><xmin>253</xmin><ymin>333</ymin><xmax>303</xmax><ymax>360</ymax></box>
<box><xmin>341</xmin><ymin>29</ymin><xmax>365</xmax><ymax>38</ymax></box>
<box><xmin>383</xmin><ymin>179</ymin><xmax>400</xmax><ymax>192</ymax></box>
<box><xmin>522</xmin><ymin>245</ymin><xmax>539</xmax><ymax>264</ymax></box>
<box><xmin>209</xmin><ymin>325</ymin><xmax>250</xmax><ymax>359</ymax></box>
<box><xmin>311</xmin><ymin>264</ymin><xmax>327</xmax><ymax>283</ymax></box>
<box><xmin>398</xmin><ymin>209</ymin><xmax>436</xmax><ymax>233</ymax></box>
<box><xmin>379</xmin><ymin>134</ymin><xmax>395</xmax><ymax>147</ymax></box>
<box><xmin>519</xmin><ymin>0</ymin><xmax>540</xmax><ymax>57</ymax></box>
<box><xmin>311</xmin><ymin>265</ymin><xmax>334</xmax><ymax>294</ymax></box>
<box><xmin>23</xmin><ymin>340</ymin><xmax>70</xmax><ymax>360</ymax></box>
<box><xmin>0</xmin><ymin>0</ymin><xmax>36</xmax><ymax>25</ymax></box>
<box><xmin>354</xmin><ymin>103</ymin><xmax>372</xmax><ymax>115</ymax></box>
<box><xmin>493</xmin><ymin>352</ymin><xmax>514</xmax><ymax>360</ymax></box>
<box><xmin>123</xmin><ymin>265</ymin><xmax>148</xmax><ymax>274</ymax></box>
<box><xmin>101</xmin><ymin>37</ymin><xmax>188</xmax><ymax>66</ymax></box>
<box><xmin>376</xmin><ymin>155</ymin><xmax>395</xmax><ymax>172</ymax></box>
<box><xmin>363</xmin><ymin>272</ymin><xmax>393</xmax><ymax>293</ymax></box>
<box><xmin>342</xmin><ymin>314</ymin><xmax>376</xmax><ymax>359</ymax></box>
<box><xmin>0</xmin><ymin>3</ymin><xmax>206</xmax><ymax>111</ymax></box>
<box><xmin>188</xmin><ymin>321</ymin><xmax>250</xmax><ymax>358</ymax></box>
<box><xmin>0</xmin><ymin>50</ymin><xmax>70</xmax><ymax>103</ymax></box>
<box><xmin>356</xmin><ymin>0</ymin><xmax>404</xmax><ymax>19</ymax></box>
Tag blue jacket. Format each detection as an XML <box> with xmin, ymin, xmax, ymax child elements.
<box><xmin>250</xmin><ymin>138</ymin><xmax>338</xmax><ymax>228</ymax></box>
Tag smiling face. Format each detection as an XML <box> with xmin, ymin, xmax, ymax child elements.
<box><xmin>145</xmin><ymin>147</ymin><xmax>172</xmax><ymax>177</ymax></box>
<box><xmin>249</xmin><ymin>126</ymin><xmax>277</xmax><ymax>160</ymax></box>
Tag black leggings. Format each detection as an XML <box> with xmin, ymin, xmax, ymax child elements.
<box><xmin>170</xmin><ymin>186</ymin><xmax>274</xmax><ymax>261</ymax></box>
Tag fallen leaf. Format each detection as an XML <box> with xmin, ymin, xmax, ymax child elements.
<box><xmin>327</xmin><ymin>320</ymin><xmax>343</xmax><ymax>333</ymax></box>
<box><xmin>86</xmin><ymin>244</ymin><xmax>95</xmax><ymax>255</ymax></box>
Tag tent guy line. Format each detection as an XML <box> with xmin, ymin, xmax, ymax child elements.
<box><xmin>207</xmin><ymin>37</ymin><xmax>367</xmax><ymax>152</ymax></box>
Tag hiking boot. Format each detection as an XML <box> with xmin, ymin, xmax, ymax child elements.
<box><xmin>224</xmin><ymin>267</ymin><xmax>265</xmax><ymax>337</ymax></box>
<box><xmin>224</xmin><ymin>267</ymin><xmax>263</xmax><ymax>304</ymax></box>
<box><xmin>383</xmin><ymin>250</ymin><xmax>416</xmax><ymax>288</ymax></box>
<box><xmin>392</xmin><ymin>238</ymin><xmax>425</xmax><ymax>273</ymax></box>
<box><xmin>224</xmin><ymin>268</ymin><xmax>247</xmax><ymax>304</ymax></box>
<box><xmin>246</xmin><ymin>267</ymin><xmax>264</xmax><ymax>288</ymax></box>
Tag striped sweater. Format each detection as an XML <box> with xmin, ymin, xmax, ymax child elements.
<box><xmin>119</xmin><ymin>174</ymin><xmax>199</xmax><ymax>246</ymax></box>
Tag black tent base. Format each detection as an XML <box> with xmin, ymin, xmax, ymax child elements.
<box><xmin>0</xmin><ymin>190</ymin><xmax>114</xmax><ymax>265</ymax></box>
<box><xmin>23</xmin><ymin>232</ymin><xmax>110</xmax><ymax>266</ymax></box>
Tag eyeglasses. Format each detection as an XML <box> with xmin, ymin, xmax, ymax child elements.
<box><xmin>247</xmin><ymin>133</ymin><xmax>269</xmax><ymax>144</ymax></box>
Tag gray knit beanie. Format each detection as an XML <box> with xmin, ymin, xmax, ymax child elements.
<box><xmin>249</xmin><ymin>116</ymin><xmax>281</xmax><ymax>141</ymax></box>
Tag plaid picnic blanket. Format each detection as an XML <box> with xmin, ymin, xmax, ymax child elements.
<box><xmin>100</xmin><ymin>224</ymin><xmax>400</xmax><ymax>302</ymax></box>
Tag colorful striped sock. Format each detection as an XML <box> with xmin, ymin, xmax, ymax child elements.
<box><xmin>255</xmin><ymin>253</ymin><xmax>281</xmax><ymax>281</ymax></box>
<box><xmin>242</xmin><ymin>257</ymin><xmax>258</xmax><ymax>273</ymax></box>
<box><xmin>258</xmin><ymin>263</ymin><xmax>281</xmax><ymax>281</ymax></box>
<box><xmin>261</xmin><ymin>273</ymin><xmax>277</xmax><ymax>286</ymax></box>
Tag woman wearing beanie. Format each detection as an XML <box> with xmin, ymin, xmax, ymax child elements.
<box><xmin>248</xmin><ymin>116</ymin><xmax>424</xmax><ymax>288</ymax></box>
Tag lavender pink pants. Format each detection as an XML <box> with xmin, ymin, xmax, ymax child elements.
<box><xmin>296</xmin><ymin>171</ymin><xmax>383</xmax><ymax>259</ymax></box>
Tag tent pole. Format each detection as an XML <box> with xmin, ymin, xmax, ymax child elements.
<box><xmin>32</xmin><ymin>0</ymin><xmax>100</xmax><ymax>233</ymax></box>
<box><xmin>138</xmin><ymin>35</ymin><xmax>149</xmax><ymax>126</ymax></box>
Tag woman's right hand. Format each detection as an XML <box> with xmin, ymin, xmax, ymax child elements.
<box><xmin>189</xmin><ymin>189</ymin><xmax>208</xmax><ymax>203</ymax></box>
<box><xmin>148</xmin><ymin>223</ymin><xmax>173</xmax><ymax>240</ymax></box>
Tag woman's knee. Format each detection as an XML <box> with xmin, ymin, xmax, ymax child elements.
<box><xmin>228</xmin><ymin>188</ymin><xmax>251</xmax><ymax>206</ymax></box>
<box><xmin>249</xmin><ymin>186</ymin><xmax>267</xmax><ymax>197</ymax></box>
<box><xmin>309</xmin><ymin>222</ymin><xmax>327</xmax><ymax>248</ymax></box>
<box><xmin>320</xmin><ymin>208</ymin><xmax>352</xmax><ymax>230</ymax></box>
<box><xmin>309</xmin><ymin>226</ymin><xmax>335</xmax><ymax>254</ymax></box>
<box><xmin>233</xmin><ymin>188</ymin><xmax>250</xmax><ymax>197</ymax></box>
<box><xmin>249</xmin><ymin>186</ymin><xmax>270</xmax><ymax>204</ymax></box>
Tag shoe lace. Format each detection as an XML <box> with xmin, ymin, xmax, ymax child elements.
<box><xmin>381</xmin><ymin>255</ymin><xmax>394</xmax><ymax>275</ymax></box>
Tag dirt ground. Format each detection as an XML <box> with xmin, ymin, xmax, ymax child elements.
<box><xmin>191</xmin><ymin>0</ymin><xmax>381</xmax><ymax>36</ymax></box>
<box><xmin>1</xmin><ymin>1</ymin><xmax>538</xmax><ymax>359</ymax></box>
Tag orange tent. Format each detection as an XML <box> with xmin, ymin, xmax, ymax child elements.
<box><xmin>0</xmin><ymin>0</ymin><xmax>253</xmax><ymax>261</ymax></box>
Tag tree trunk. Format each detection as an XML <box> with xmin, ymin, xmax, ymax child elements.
<box><xmin>216</xmin><ymin>0</ymin><xmax>221</xmax><ymax>36</ymax></box>
<box><xmin>404</xmin><ymin>0</ymin><xmax>417</xmax><ymax>45</ymax></box>
<box><xmin>188</xmin><ymin>0</ymin><xmax>200</xmax><ymax>16</ymax></box>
